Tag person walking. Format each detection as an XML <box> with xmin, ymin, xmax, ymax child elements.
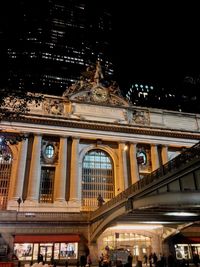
<box><xmin>37</xmin><ymin>253</ymin><xmax>44</xmax><ymax>264</ymax></box>
<box><xmin>127</xmin><ymin>252</ymin><xmax>133</xmax><ymax>267</ymax></box>
<box><xmin>143</xmin><ymin>254</ymin><xmax>147</xmax><ymax>266</ymax></box>
<box><xmin>80</xmin><ymin>255</ymin><xmax>87</xmax><ymax>267</ymax></box>
<box><xmin>87</xmin><ymin>255</ymin><xmax>92</xmax><ymax>267</ymax></box>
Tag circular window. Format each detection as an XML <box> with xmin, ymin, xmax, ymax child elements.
<box><xmin>45</xmin><ymin>144</ymin><xmax>54</xmax><ymax>159</ymax></box>
<box><xmin>137</xmin><ymin>151</ymin><xmax>147</xmax><ymax>165</ymax></box>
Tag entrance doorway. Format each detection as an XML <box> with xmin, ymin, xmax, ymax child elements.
<box><xmin>39</xmin><ymin>244</ymin><xmax>53</xmax><ymax>262</ymax></box>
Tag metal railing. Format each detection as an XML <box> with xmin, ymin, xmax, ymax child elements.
<box><xmin>91</xmin><ymin>141</ymin><xmax>200</xmax><ymax>218</ymax></box>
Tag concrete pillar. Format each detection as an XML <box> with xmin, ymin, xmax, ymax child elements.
<box><xmin>129</xmin><ymin>143</ymin><xmax>140</xmax><ymax>184</ymax></box>
<box><xmin>88</xmin><ymin>243</ymin><xmax>99</xmax><ymax>265</ymax></box>
<box><xmin>12</xmin><ymin>138</ymin><xmax>28</xmax><ymax>200</ymax></box>
<box><xmin>54</xmin><ymin>136</ymin><xmax>68</xmax><ymax>202</ymax></box>
<box><xmin>118</xmin><ymin>142</ymin><xmax>128</xmax><ymax>191</ymax></box>
<box><xmin>69</xmin><ymin>137</ymin><xmax>80</xmax><ymax>202</ymax></box>
<box><xmin>151</xmin><ymin>144</ymin><xmax>159</xmax><ymax>171</ymax></box>
<box><xmin>161</xmin><ymin>145</ymin><xmax>168</xmax><ymax>165</ymax></box>
<box><xmin>26</xmin><ymin>135</ymin><xmax>42</xmax><ymax>201</ymax></box>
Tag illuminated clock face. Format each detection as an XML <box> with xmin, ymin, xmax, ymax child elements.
<box><xmin>91</xmin><ymin>86</ymin><xmax>109</xmax><ymax>102</ymax></box>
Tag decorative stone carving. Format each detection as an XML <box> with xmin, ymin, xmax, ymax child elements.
<box><xmin>62</xmin><ymin>62</ymin><xmax>130</xmax><ymax>107</ymax></box>
<box><xmin>43</xmin><ymin>99</ymin><xmax>64</xmax><ymax>115</ymax></box>
<box><xmin>132</xmin><ymin>110</ymin><xmax>150</xmax><ymax>125</ymax></box>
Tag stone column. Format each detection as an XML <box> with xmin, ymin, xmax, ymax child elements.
<box><xmin>161</xmin><ymin>145</ymin><xmax>168</xmax><ymax>165</ymax></box>
<box><xmin>88</xmin><ymin>243</ymin><xmax>99</xmax><ymax>265</ymax></box>
<box><xmin>129</xmin><ymin>143</ymin><xmax>140</xmax><ymax>184</ymax></box>
<box><xmin>26</xmin><ymin>135</ymin><xmax>42</xmax><ymax>202</ymax></box>
<box><xmin>12</xmin><ymin>138</ymin><xmax>28</xmax><ymax>200</ymax></box>
<box><xmin>69</xmin><ymin>137</ymin><xmax>80</xmax><ymax>203</ymax></box>
<box><xmin>54</xmin><ymin>136</ymin><xmax>68</xmax><ymax>202</ymax></box>
<box><xmin>118</xmin><ymin>142</ymin><xmax>128</xmax><ymax>191</ymax></box>
<box><xmin>151</xmin><ymin>144</ymin><xmax>159</xmax><ymax>171</ymax></box>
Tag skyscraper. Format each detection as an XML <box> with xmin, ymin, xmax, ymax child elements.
<box><xmin>125</xmin><ymin>81</ymin><xmax>199</xmax><ymax>114</ymax></box>
<box><xmin>0</xmin><ymin>0</ymin><xmax>114</xmax><ymax>95</ymax></box>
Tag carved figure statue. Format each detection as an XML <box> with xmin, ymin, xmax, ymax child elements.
<box><xmin>94</xmin><ymin>61</ymin><xmax>104</xmax><ymax>85</ymax></box>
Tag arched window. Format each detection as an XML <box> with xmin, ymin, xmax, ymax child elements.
<box><xmin>0</xmin><ymin>143</ymin><xmax>12</xmax><ymax>210</ymax></box>
<box><xmin>82</xmin><ymin>149</ymin><xmax>114</xmax><ymax>211</ymax></box>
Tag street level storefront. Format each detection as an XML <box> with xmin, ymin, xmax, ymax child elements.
<box><xmin>14</xmin><ymin>235</ymin><xmax>80</xmax><ymax>262</ymax></box>
<box><xmin>98</xmin><ymin>225</ymin><xmax>163</xmax><ymax>264</ymax></box>
<box><xmin>174</xmin><ymin>237</ymin><xmax>200</xmax><ymax>261</ymax></box>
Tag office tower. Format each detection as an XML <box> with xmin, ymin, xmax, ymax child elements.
<box><xmin>1</xmin><ymin>0</ymin><xmax>114</xmax><ymax>95</ymax></box>
<box><xmin>126</xmin><ymin>82</ymin><xmax>199</xmax><ymax>113</ymax></box>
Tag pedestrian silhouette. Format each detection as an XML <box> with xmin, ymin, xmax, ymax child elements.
<box><xmin>97</xmin><ymin>194</ymin><xmax>105</xmax><ymax>207</ymax></box>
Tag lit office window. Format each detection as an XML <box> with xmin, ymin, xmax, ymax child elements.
<box><xmin>82</xmin><ymin>149</ymin><xmax>114</xmax><ymax>211</ymax></box>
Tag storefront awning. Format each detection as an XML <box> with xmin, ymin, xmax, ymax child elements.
<box><xmin>14</xmin><ymin>234</ymin><xmax>80</xmax><ymax>243</ymax></box>
<box><xmin>187</xmin><ymin>237</ymin><xmax>200</xmax><ymax>243</ymax></box>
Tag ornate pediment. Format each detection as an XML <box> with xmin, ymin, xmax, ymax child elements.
<box><xmin>62</xmin><ymin>61</ymin><xmax>130</xmax><ymax>107</ymax></box>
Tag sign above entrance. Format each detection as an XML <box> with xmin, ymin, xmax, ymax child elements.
<box><xmin>14</xmin><ymin>234</ymin><xmax>80</xmax><ymax>243</ymax></box>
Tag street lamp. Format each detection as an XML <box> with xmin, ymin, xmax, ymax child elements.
<box><xmin>17</xmin><ymin>198</ymin><xmax>22</xmax><ymax>212</ymax></box>
<box><xmin>15</xmin><ymin>198</ymin><xmax>22</xmax><ymax>240</ymax></box>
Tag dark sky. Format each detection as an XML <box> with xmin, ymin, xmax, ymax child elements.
<box><xmin>1</xmin><ymin>1</ymin><xmax>200</xmax><ymax>97</ymax></box>
<box><xmin>110</xmin><ymin>2</ymin><xmax>200</xmax><ymax>93</ymax></box>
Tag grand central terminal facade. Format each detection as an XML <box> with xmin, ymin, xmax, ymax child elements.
<box><xmin>1</xmin><ymin>65</ymin><xmax>200</xmax><ymax>265</ymax></box>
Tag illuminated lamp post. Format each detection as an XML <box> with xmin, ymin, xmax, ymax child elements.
<box><xmin>17</xmin><ymin>198</ymin><xmax>22</xmax><ymax>212</ymax></box>
<box><xmin>15</xmin><ymin>198</ymin><xmax>22</xmax><ymax>232</ymax></box>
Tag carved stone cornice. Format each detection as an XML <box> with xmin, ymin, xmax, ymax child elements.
<box><xmin>7</xmin><ymin>115</ymin><xmax>200</xmax><ymax>140</ymax></box>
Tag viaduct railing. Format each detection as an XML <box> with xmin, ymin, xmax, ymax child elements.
<box><xmin>91</xmin><ymin>140</ymin><xmax>200</xmax><ymax>219</ymax></box>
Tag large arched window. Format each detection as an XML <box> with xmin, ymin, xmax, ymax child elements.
<box><xmin>0</xmin><ymin>143</ymin><xmax>12</xmax><ymax>210</ymax></box>
<box><xmin>82</xmin><ymin>149</ymin><xmax>114</xmax><ymax>211</ymax></box>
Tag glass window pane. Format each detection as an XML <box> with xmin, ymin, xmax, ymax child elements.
<box><xmin>45</xmin><ymin>145</ymin><xmax>54</xmax><ymax>158</ymax></box>
<box><xmin>82</xmin><ymin>149</ymin><xmax>114</xmax><ymax>211</ymax></box>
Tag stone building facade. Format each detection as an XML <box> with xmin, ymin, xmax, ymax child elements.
<box><xmin>1</xmin><ymin>66</ymin><xmax>200</xmax><ymax>264</ymax></box>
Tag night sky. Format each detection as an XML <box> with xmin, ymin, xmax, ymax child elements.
<box><xmin>110</xmin><ymin>2</ymin><xmax>200</xmax><ymax>93</ymax></box>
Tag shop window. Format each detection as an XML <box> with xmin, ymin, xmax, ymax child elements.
<box><xmin>175</xmin><ymin>244</ymin><xmax>191</xmax><ymax>260</ymax></box>
<box><xmin>14</xmin><ymin>243</ymin><xmax>33</xmax><ymax>261</ymax></box>
<box><xmin>82</xmin><ymin>149</ymin><xmax>114</xmax><ymax>211</ymax></box>
<box><xmin>39</xmin><ymin>167</ymin><xmax>55</xmax><ymax>203</ymax></box>
<box><xmin>14</xmin><ymin>242</ymin><xmax>78</xmax><ymax>261</ymax></box>
<box><xmin>60</xmin><ymin>243</ymin><xmax>78</xmax><ymax>259</ymax></box>
<box><xmin>54</xmin><ymin>243</ymin><xmax>60</xmax><ymax>260</ymax></box>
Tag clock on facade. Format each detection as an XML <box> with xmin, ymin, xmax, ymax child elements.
<box><xmin>91</xmin><ymin>86</ymin><xmax>109</xmax><ymax>102</ymax></box>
